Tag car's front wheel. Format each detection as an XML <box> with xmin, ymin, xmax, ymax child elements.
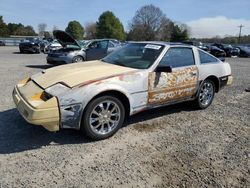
<box><xmin>81</xmin><ymin>95</ymin><xmax>125</xmax><ymax>140</ymax></box>
<box><xmin>72</xmin><ymin>56</ymin><xmax>83</xmax><ymax>63</ymax></box>
<box><xmin>195</xmin><ymin>79</ymin><xmax>215</xmax><ymax>109</ymax></box>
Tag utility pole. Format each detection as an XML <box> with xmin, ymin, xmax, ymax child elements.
<box><xmin>238</xmin><ymin>24</ymin><xmax>244</xmax><ymax>44</ymax></box>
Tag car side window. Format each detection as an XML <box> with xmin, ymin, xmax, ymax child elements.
<box><xmin>89</xmin><ymin>41</ymin><xmax>108</xmax><ymax>49</ymax></box>
<box><xmin>199</xmin><ymin>50</ymin><xmax>219</xmax><ymax>64</ymax></box>
<box><xmin>89</xmin><ymin>41</ymin><xmax>98</xmax><ymax>49</ymax></box>
<box><xmin>159</xmin><ymin>47</ymin><xmax>195</xmax><ymax>68</ymax></box>
<box><xmin>108</xmin><ymin>42</ymin><xmax>114</xmax><ymax>48</ymax></box>
<box><xmin>99</xmin><ymin>41</ymin><xmax>108</xmax><ymax>49</ymax></box>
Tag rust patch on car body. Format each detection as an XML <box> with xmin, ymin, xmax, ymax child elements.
<box><xmin>148</xmin><ymin>67</ymin><xmax>198</xmax><ymax>104</ymax></box>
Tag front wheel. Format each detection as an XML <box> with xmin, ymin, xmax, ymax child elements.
<box><xmin>194</xmin><ymin>80</ymin><xmax>215</xmax><ymax>109</ymax></box>
<box><xmin>72</xmin><ymin>56</ymin><xmax>83</xmax><ymax>63</ymax></box>
<box><xmin>81</xmin><ymin>96</ymin><xmax>125</xmax><ymax>140</ymax></box>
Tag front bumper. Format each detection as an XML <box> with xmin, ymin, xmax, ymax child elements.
<box><xmin>19</xmin><ymin>46</ymin><xmax>39</xmax><ymax>53</ymax></box>
<box><xmin>227</xmin><ymin>75</ymin><xmax>233</xmax><ymax>85</ymax></box>
<box><xmin>13</xmin><ymin>83</ymin><xmax>60</xmax><ymax>131</ymax></box>
<box><xmin>219</xmin><ymin>75</ymin><xmax>233</xmax><ymax>90</ymax></box>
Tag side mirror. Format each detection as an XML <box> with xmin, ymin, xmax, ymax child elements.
<box><xmin>155</xmin><ymin>65</ymin><xmax>172</xmax><ymax>73</ymax></box>
<box><xmin>218</xmin><ymin>57</ymin><xmax>225</xmax><ymax>62</ymax></box>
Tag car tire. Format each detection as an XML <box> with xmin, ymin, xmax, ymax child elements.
<box><xmin>194</xmin><ymin>79</ymin><xmax>215</xmax><ymax>109</ymax></box>
<box><xmin>81</xmin><ymin>95</ymin><xmax>125</xmax><ymax>140</ymax></box>
<box><xmin>72</xmin><ymin>56</ymin><xmax>84</xmax><ymax>63</ymax></box>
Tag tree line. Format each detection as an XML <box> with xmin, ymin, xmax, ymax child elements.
<box><xmin>0</xmin><ymin>4</ymin><xmax>188</xmax><ymax>42</ymax></box>
<box><xmin>1</xmin><ymin>4</ymin><xmax>249</xmax><ymax>43</ymax></box>
<box><xmin>0</xmin><ymin>16</ymin><xmax>36</xmax><ymax>37</ymax></box>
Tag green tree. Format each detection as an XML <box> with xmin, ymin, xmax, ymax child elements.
<box><xmin>96</xmin><ymin>11</ymin><xmax>125</xmax><ymax>41</ymax></box>
<box><xmin>14</xmin><ymin>25</ymin><xmax>36</xmax><ymax>36</ymax></box>
<box><xmin>7</xmin><ymin>23</ymin><xmax>21</xmax><ymax>35</ymax></box>
<box><xmin>0</xmin><ymin>16</ymin><xmax>9</xmax><ymax>37</ymax></box>
<box><xmin>170</xmin><ymin>24</ymin><xmax>189</xmax><ymax>42</ymax></box>
<box><xmin>65</xmin><ymin>21</ymin><xmax>84</xmax><ymax>40</ymax></box>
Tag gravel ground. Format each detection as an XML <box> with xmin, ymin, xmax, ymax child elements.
<box><xmin>0</xmin><ymin>47</ymin><xmax>249</xmax><ymax>187</ymax></box>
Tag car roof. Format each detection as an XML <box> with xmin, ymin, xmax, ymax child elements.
<box><xmin>127</xmin><ymin>41</ymin><xmax>193</xmax><ymax>47</ymax></box>
<box><xmin>90</xmin><ymin>39</ymin><xmax>120</xmax><ymax>42</ymax></box>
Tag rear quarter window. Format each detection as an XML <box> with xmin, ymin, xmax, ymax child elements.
<box><xmin>199</xmin><ymin>50</ymin><xmax>219</xmax><ymax>64</ymax></box>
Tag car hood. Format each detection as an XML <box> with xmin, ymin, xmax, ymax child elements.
<box><xmin>53</xmin><ymin>30</ymin><xmax>81</xmax><ymax>48</ymax></box>
<box><xmin>32</xmin><ymin>60</ymin><xmax>137</xmax><ymax>88</ymax></box>
<box><xmin>20</xmin><ymin>41</ymin><xmax>39</xmax><ymax>45</ymax></box>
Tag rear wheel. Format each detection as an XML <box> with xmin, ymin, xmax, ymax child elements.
<box><xmin>81</xmin><ymin>95</ymin><xmax>125</xmax><ymax>140</ymax></box>
<box><xmin>72</xmin><ymin>56</ymin><xmax>83</xmax><ymax>63</ymax></box>
<box><xmin>194</xmin><ymin>79</ymin><xmax>215</xmax><ymax>109</ymax></box>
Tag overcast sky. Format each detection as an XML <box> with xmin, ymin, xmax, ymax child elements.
<box><xmin>1</xmin><ymin>0</ymin><xmax>250</xmax><ymax>38</ymax></box>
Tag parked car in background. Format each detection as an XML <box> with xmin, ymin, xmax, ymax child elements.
<box><xmin>182</xmin><ymin>41</ymin><xmax>208</xmax><ymax>51</ymax></box>
<box><xmin>47</xmin><ymin>30</ymin><xmax>121</xmax><ymax>64</ymax></box>
<box><xmin>43</xmin><ymin>40</ymin><xmax>62</xmax><ymax>53</ymax></box>
<box><xmin>237</xmin><ymin>46</ymin><xmax>250</xmax><ymax>57</ymax></box>
<box><xmin>13</xmin><ymin>42</ymin><xmax>232</xmax><ymax>140</ymax></box>
<box><xmin>0</xmin><ymin>40</ymin><xmax>6</xmax><ymax>46</ymax></box>
<box><xmin>212</xmin><ymin>43</ymin><xmax>240</xmax><ymax>57</ymax></box>
<box><xmin>207</xmin><ymin>45</ymin><xmax>226</xmax><ymax>58</ymax></box>
<box><xmin>19</xmin><ymin>38</ymin><xmax>42</xmax><ymax>53</ymax></box>
<box><xmin>39</xmin><ymin>40</ymin><xmax>50</xmax><ymax>53</ymax></box>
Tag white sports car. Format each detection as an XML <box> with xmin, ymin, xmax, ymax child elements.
<box><xmin>13</xmin><ymin>42</ymin><xmax>233</xmax><ymax>140</ymax></box>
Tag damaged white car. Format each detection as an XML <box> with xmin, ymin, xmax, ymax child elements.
<box><xmin>13</xmin><ymin>42</ymin><xmax>233</xmax><ymax>140</ymax></box>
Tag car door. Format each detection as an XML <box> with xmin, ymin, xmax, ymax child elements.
<box><xmin>107</xmin><ymin>41</ymin><xmax>116</xmax><ymax>54</ymax></box>
<box><xmin>148</xmin><ymin>47</ymin><xmax>199</xmax><ymax>104</ymax></box>
<box><xmin>86</xmin><ymin>40</ymin><xmax>108</xmax><ymax>60</ymax></box>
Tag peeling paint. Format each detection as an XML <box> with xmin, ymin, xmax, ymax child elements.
<box><xmin>148</xmin><ymin>67</ymin><xmax>198</xmax><ymax>104</ymax></box>
<box><xmin>118</xmin><ymin>72</ymin><xmax>141</xmax><ymax>82</ymax></box>
<box><xmin>60</xmin><ymin>103</ymin><xmax>82</xmax><ymax>129</ymax></box>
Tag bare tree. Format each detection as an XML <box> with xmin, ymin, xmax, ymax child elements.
<box><xmin>85</xmin><ymin>22</ymin><xmax>97</xmax><ymax>39</ymax></box>
<box><xmin>38</xmin><ymin>23</ymin><xmax>47</xmax><ymax>36</ymax></box>
<box><xmin>128</xmin><ymin>4</ymin><xmax>173</xmax><ymax>41</ymax></box>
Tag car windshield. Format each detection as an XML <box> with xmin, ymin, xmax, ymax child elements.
<box><xmin>78</xmin><ymin>40</ymin><xmax>90</xmax><ymax>48</ymax></box>
<box><xmin>102</xmin><ymin>43</ymin><xmax>164</xmax><ymax>69</ymax></box>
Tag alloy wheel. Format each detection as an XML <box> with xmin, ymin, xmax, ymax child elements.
<box><xmin>199</xmin><ymin>82</ymin><xmax>214</xmax><ymax>106</ymax></box>
<box><xmin>89</xmin><ymin>100</ymin><xmax>121</xmax><ymax>135</ymax></box>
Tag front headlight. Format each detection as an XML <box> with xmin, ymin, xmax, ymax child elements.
<box><xmin>45</xmin><ymin>83</ymin><xmax>70</xmax><ymax>97</ymax></box>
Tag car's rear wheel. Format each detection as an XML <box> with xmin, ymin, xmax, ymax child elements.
<box><xmin>81</xmin><ymin>95</ymin><xmax>125</xmax><ymax>140</ymax></box>
<box><xmin>195</xmin><ymin>79</ymin><xmax>215</xmax><ymax>109</ymax></box>
<box><xmin>72</xmin><ymin>56</ymin><xmax>83</xmax><ymax>63</ymax></box>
